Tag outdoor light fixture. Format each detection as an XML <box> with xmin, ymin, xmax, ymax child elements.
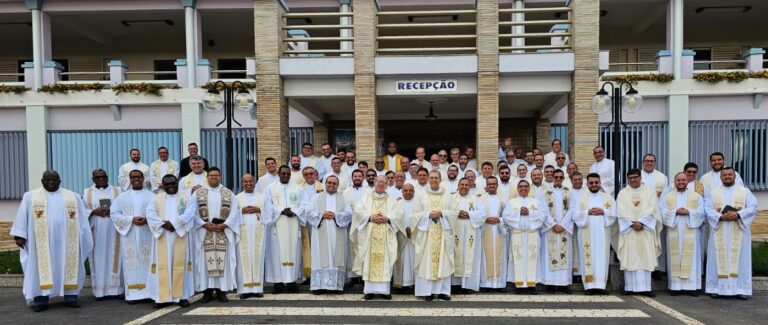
<box><xmin>425</xmin><ymin>102</ymin><xmax>439</xmax><ymax>122</ymax></box>
<box><xmin>120</xmin><ymin>19</ymin><xmax>174</xmax><ymax>27</ymax></box>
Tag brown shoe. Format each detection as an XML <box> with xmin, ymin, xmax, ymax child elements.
<box><xmin>217</xmin><ymin>290</ymin><xmax>229</xmax><ymax>302</ymax></box>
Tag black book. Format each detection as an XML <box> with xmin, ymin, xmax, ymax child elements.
<box><xmin>99</xmin><ymin>198</ymin><xmax>111</xmax><ymax>209</ymax></box>
<box><xmin>720</xmin><ymin>205</ymin><xmax>738</xmax><ymax>214</ymax></box>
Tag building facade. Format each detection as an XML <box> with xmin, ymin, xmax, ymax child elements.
<box><xmin>0</xmin><ymin>0</ymin><xmax>767</xmax><ymax>221</ymax></box>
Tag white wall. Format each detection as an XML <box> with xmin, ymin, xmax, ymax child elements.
<box><xmin>0</xmin><ymin>107</ymin><xmax>26</xmax><ymax>131</ymax></box>
<box><xmin>690</xmin><ymin>95</ymin><xmax>768</xmax><ymax>121</ymax></box>
<box><xmin>49</xmin><ymin>105</ymin><xmax>181</xmax><ymax>130</ymax></box>
<box><xmin>289</xmin><ymin>107</ymin><xmax>314</xmax><ymax>128</ymax></box>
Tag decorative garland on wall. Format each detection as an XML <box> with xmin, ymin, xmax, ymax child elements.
<box><xmin>112</xmin><ymin>83</ymin><xmax>180</xmax><ymax>96</ymax></box>
<box><xmin>0</xmin><ymin>82</ymin><xmax>180</xmax><ymax>96</ymax></box>
<box><xmin>693</xmin><ymin>70</ymin><xmax>768</xmax><ymax>83</ymax></box>
<box><xmin>39</xmin><ymin>82</ymin><xmax>106</xmax><ymax>94</ymax></box>
<box><xmin>0</xmin><ymin>85</ymin><xmax>29</xmax><ymax>94</ymax></box>
<box><xmin>201</xmin><ymin>81</ymin><xmax>256</xmax><ymax>90</ymax></box>
<box><xmin>601</xmin><ymin>73</ymin><xmax>675</xmax><ymax>84</ymax></box>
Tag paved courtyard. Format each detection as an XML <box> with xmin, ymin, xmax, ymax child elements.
<box><xmin>1</xmin><ymin>286</ymin><xmax>766</xmax><ymax>324</ymax></box>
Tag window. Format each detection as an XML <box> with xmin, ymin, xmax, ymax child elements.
<box><xmin>693</xmin><ymin>48</ymin><xmax>711</xmax><ymax>70</ymax></box>
<box><xmin>732</xmin><ymin>127</ymin><xmax>768</xmax><ymax>189</ymax></box>
<box><xmin>216</xmin><ymin>59</ymin><xmax>246</xmax><ymax>79</ymax></box>
<box><xmin>153</xmin><ymin>60</ymin><xmax>176</xmax><ymax>80</ymax></box>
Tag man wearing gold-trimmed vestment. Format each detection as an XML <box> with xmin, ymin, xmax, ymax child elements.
<box><xmin>82</xmin><ymin>169</ymin><xmax>122</xmax><ymax>300</ymax></box>
<box><xmin>235</xmin><ymin>174</ymin><xmax>267</xmax><ymax>299</ymax></box>
<box><xmin>502</xmin><ymin>180</ymin><xmax>547</xmax><ymax>294</ymax></box>
<box><xmin>572</xmin><ymin>173</ymin><xmax>616</xmax><ymax>295</ymax></box>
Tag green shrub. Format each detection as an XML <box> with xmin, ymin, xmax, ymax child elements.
<box><xmin>0</xmin><ymin>250</ymin><xmax>90</xmax><ymax>275</ymax></box>
<box><xmin>753</xmin><ymin>243</ymin><xmax>768</xmax><ymax>276</ymax></box>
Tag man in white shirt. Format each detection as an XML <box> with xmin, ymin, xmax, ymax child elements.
<box><xmin>323</xmin><ymin>157</ymin><xmax>350</xmax><ymax>191</ymax></box>
<box><xmin>373</xmin><ymin>158</ymin><xmax>387</xmax><ymax>176</ymax></box>
<box><xmin>83</xmin><ymin>169</ymin><xmax>122</xmax><ymax>300</ymax></box>
<box><xmin>589</xmin><ymin>146</ymin><xmax>615</xmax><ymax>196</ymax></box>
<box><xmin>414</xmin><ymin>147</ymin><xmax>428</xmax><ymax>168</ymax></box>
<box><xmin>442</xmin><ymin>165</ymin><xmax>461</xmax><ymax>194</ymax></box>
<box><xmin>118</xmin><ymin>149</ymin><xmax>150</xmax><ymax>191</ymax></box>
<box><xmin>466</xmin><ymin>147</ymin><xmax>478</xmax><ymax>171</ymax></box>
<box><xmin>342</xmin><ymin>151</ymin><xmax>358</xmax><ymax>180</ymax></box>
<box><xmin>300</xmin><ymin>143</ymin><xmax>326</xmax><ymax>178</ymax></box>
<box><xmin>700</xmin><ymin>152</ymin><xmax>745</xmax><ymax>190</ymax></box>
<box><xmin>544</xmin><ymin>139</ymin><xmax>571</xmax><ymax>167</ymax></box>
<box><xmin>149</xmin><ymin>146</ymin><xmax>179</xmax><ymax>193</ymax></box>
<box><xmin>319</xmin><ymin>143</ymin><xmax>335</xmax><ymax>177</ymax></box>
<box><xmin>256</xmin><ymin>157</ymin><xmax>279</xmax><ymax>193</ymax></box>
<box><xmin>179</xmin><ymin>155</ymin><xmax>208</xmax><ymax>194</ymax></box>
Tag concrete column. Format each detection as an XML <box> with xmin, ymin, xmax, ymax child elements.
<box><xmin>183</xmin><ymin>5</ymin><xmax>198</xmax><ymax>88</ymax></box>
<box><xmin>744</xmin><ymin>48</ymin><xmax>766</xmax><ymax>72</ymax></box>
<box><xmin>29</xmin><ymin>7</ymin><xmax>51</xmax><ymax>90</ymax></box>
<box><xmin>108</xmin><ymin>60</ymin><xmax>128</xmax><ymax>85</ymax></box>
<box><xmin>536</xmin><ymin>118</ymin><xmax>551</xmax><ymax>153</ymax></box>
<box><xmin>667</xmin><ymin>0</ymin><xmax>683</xmax><ymax>79</ymax></box>
<box><xmin>667</xmin><ymin>95</ymin><xmax>688</xmax><ymax>173</ymax></box>
<box><xmin>511</xmin><ymin>0</ymin><xmax>525</xmax><ymax>53</ymax></box>
<box><xmin>353</xmin><ymin>0</ymin><xmax>378</xmax><ymax>162</ymax></box>
<box><xmin>181</xmin><ymin>103</ymin><xmax>202</xmax><ymax>151</ymax></box>
<box><xmin>567</xmin><ymin>0</ymin><xmax>600</xmax><ymax>168</ymax></box>
<box><xmin>255</xmin><ymin>0</ymin><xmax>290</xmax><ymax>164</ymax></box>
<box><xmin>340</xmin><ymin>0</ymin><xmax>353</xmax><ymax>56</ymax></box>
<box><xmin>26</xmin><ymin>105</ymin><xmax>49</xmax><ymax>187</ymax></box>
<box><xmin>476</xmin><ymin>0</ymin><xmax>500</xmax><ymax>166</ymax></box>
<box><xmin>313</xmin><ymin>120</ymin><xmax>329</xmax><ymax>155</ymax></box>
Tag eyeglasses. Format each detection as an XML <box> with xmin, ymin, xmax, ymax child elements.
<box><xmin>506</xmin><ymin>155</ymin><xmax>515</xmax><ymax>158</ymax></box>
<box><xmin>556</xmin><ymin>157</ymin><xmax>565</xmax><ymax>160</ymax></box>
<box><xmin>643</xmin><ymin>160</ymin><xmax>656</xmax><ymax>163</ymax></box>
<box><xmin>438</xmin><ymin>154</ymin><xmax>447</xmax><ymax>157</ymax></box>
<box><xmin>685</xmin><ymin>169</ymin><xmax>698</xmax><ymax>174</ymax></box>
<box><xmin>554</xmin><ymin>176</ymin><xmax>565</xmax><ymax>179</ymax></box>
<box><xmin>375</xmin><ymin>161</ymin><xmax>384</xmax><ymax>164</ymax></box>
<box><xmin>302</xmin><ymin>173</ymin><xmax>312</xmax><ymax>176</ymax></box>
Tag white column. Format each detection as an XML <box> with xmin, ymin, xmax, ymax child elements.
<box><xmin>31</xmin><ymin>9</ymin><xmax>43</xmax><ymax>90</ymax></box>
<box><xmin>26</xmin><ymin>105</ymin><xmax>49</xmax><ymax>186</ymax></box>
<box><xmin>340</xmin><ymin>0</ymin><xmax>353</xmax><ymax>56</ymax></box>
<box><xmin>181</xmin><ymin>103</ymin><xmax>202</xmax><ymax>150</ymax></box>
<box><xmin>667</xmin><ymin>95</ymin><xmax>688</xmax><ymax>172</ymax></box>
<box><xmin>184</xmin><ymin>6</ymin><xmax>197</xmax><ymax>87</ymax></box>
<box><xmin>511</xmin><ymin>0</ymin><xmax>525</xmax><ymax>53</ymax></box>
<box><xmin>667</xmin><ymin>0</ymin><xmax>683</xmax><ymax>79</ymax></box>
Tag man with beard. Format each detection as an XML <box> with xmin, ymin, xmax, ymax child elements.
<box><xmin>387</xmin><ymin>171</ymin><xmax>406</xmax><ymax>199</ymax></box>
<box><xmin>641</xmin><ymin>154</ymin><xmax>668</xmax><ymax>198</ymax></box>
<box><xmin>704</xmin><ymin>167</ymin><xmax>757</xmax><ymax>300</ymax></box>
<box><xmin>529</xmin><ymin>169</ymin><xmax>549</xmax><ymax>202</ymax></box>
<box><xmin>451</xmin><ymin>178</ymin><xmax>485</xmax><ymax>293</ymax></box>
<box><xmin>589</xmin><ymin>146</ymin><xmax>615</xmax><ymax>196</ymax></box>
<box><xmin>442</xmin><ymin>165</ymin><xmax>461</xmax><ymax>194</ymax></box>
<box><xmin>299</xmin><ymin>143</ymin><xmax>326</xmax><ymax>179</ymax></box>
<box><xmin>289</xmin><ymin>155</ymin><xmax>304</xmax><ymax>186</ymax></box>
<box><xmin>149</xmin><ymin>147</ymin><xmax>179</xmax><ymax>193</ymax></box>
<box><xmin>393</xmin><ymin>183</ymin><xmax>420</xmax><ymax>292</ymax></box>
<box><xmin>234</xmin><ymin>174</ymin><xmax>267</xmax><ymax>299</ymax></box>
<box><xmin>365</xmin><ymin>169</ymin><xmax>377</xmax><ymax>188</ymax></box>
<box><xmin>544</xmin><ymin>139</ymin><xmax>571</xmax><ymax>168</ymax></box>
<box><xmin>180</xmin><ymin>156</ymin><xmax>208</xmax><ymax>193</ymax></box>
<box><xmin>257</xmin><ymin>158</ymin><xmax>279</xmax><ymax>193</ymax></box>
<box><xmin>319</xmin><ymin>143</ymin><xmax>335</xmax><ymax>178</ymax></box>
<box><xmin>573</xmin><ymin>173</ymin><xmax>616</xmax><ymax>295</ymax></box>
<box><xmin>118</xmin><ymin>149</ymin><xmax>151</xmax><ymax>191</ymax></box>
<box><xmin>307</xmin><ymin>176</ymin><xmax>353</xmax><ymax>294</ymax></box>
<box><xmin>342</xmin><ymin>151</ymin><xmax>358</xmax><ymax>180</ymax></box>
<box><xmin>701</xmin><ymin>152</ymin><xmax>745</xmax><ymax>190</ymax></box>
<box><xmin>146</xmin><ymin>175</ymin><xmax>194</xmax><ymax>308</ymax></box>
<box><xmin>497</xmin><ymin>165</ymin><xmax>518</xmax><ymax>199</ymax></box>
<box><xmin>344</xmin><ymin>170</ymin><xmax>370</xmax><ymax>204</ymax></box>
<box><xmin>186</xmin><ymin>167</ymin><xmax>241</xmax><ymax>303</ymax></box>
<box><xmin>399</xmin><ymin>156</ymin><xmax>411</xmax><ymax>178</ymax></box>
<box><xmin>111</xmin><ymin>170</ymin><xmax>155</xmax><ymax>303</ymax></box>
<box><xmin>502</xmin><ymin>180</ymin><xmax>546</xmax><ymax>294</ymax></box>
<box><xmin>543</xmin><ymin>165</ymin><xmax>556</xmax><ymax>189</ymax></box>
<box><xmin>455</xmin><ymin>154</ymin><xmax>470</xmax><ymax>178</ymax></box>
<box><xmin>323</xmin><ymin>157</ymin><xmax>350</xmax><ymax>191</ymax></box>
<box><xmin>541</xmin><ymin>169</ymin><xmax>574</xmax><ymax>294</ymax></box>
<box><xmin>352</xmin><ymin>176</ymin><xmax>404</xmax><ymax>300</ymax></box>
<box><xmin>478</xmin><ymin>177</ymin><xmax>509</xmax><ymax>292</ymax></box>
<box><xmin>83</xmin><ymin>169</ymin><xmax>122</xmax><ymax>300</ymax></box>
<box><xmin>616</xmin><ymin>169</ymin><xmax>662</xmax><ymax>297</ymax></box>
<box><xmin>466</xmin><ymin>147</ymin><xmax>478</xmax><ymax>171</ymax></box>
<box><xmin>383</xmin><ymin>142</ymin><xmax>404</xmax><ymax>172</ymax></box>
<box><xmin>412</xmin><ymin>171</ymin><xmax>457</xmax><ymax>301</ymax></box>
<box><xmin>660</xmin><ymin>172</ymin><xmax>705</xmax><ymax>296</ymax></box>
<box><xmin>12</xmin><ymin>171</ymin><xmax>93</xmax><ymax>311</ymax></box>
<box><xmin>263</xmin><ymin>166</ymin><xmax>305</xmax><ymax>294</ymax></box>
<box><xmin>523</xmin><ymin>151</ymin><xmax>536</xmax><ymax>177</ymax></box>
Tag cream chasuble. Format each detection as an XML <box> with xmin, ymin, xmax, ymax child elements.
<box><xmin>412</xmin><ymin>187</ymin><xmax>459</xmax><ymax>281</ymax></box>
<box><xmin>502</xmin><ymin>196</ymin><xmax>546</xmax><ymax>287</ymax></box>
<box><xmin>149</xmin><ymin>159</ymin><xmax>179</xmax><ymax>192</ymax></box>
<box><xmin>616</xmin><ymin>185</ymin><xmax>662</xmax><ymax>272</ymax></box>
<box><xmin>83</xmin><ymin>185</ymin><xmax>122</xmax><ymax>298</ymax></box>
<box><xmin>573</xmin><ymin>192</ymin><xmax>616</xmax><ymax>289</ymax></box>
<box><xmin>147</xmin><ymin>192</ymin><xmax>195</xmax><ymax>303</ymax></box>
<box><xmin>478</xmin><ymin>193</ymin><xmax>508</xmax><ymax>287</ymax></box>
<box><xmin>660</xmin><ymin>189</ymin><xmax>704</xmax><ymax>290</ymax></box>
<box><xmin>307</xmin><ymin>192</ymin><xmax>353</xmax><ymax>291</ymax></box>
<box><xmin>235</xmin><ymin>191</ymin><xmax>266</xmax><ymax>293</ymax></box>
<box><xmin>351</xmin><ymin>192</ymin><xmax>404</xmax><ymax>282</ymax></box>
<box><xmin>179</xmin><ymin>171</ymin><xmax>208</xmax><ymax>193</ymax></box>
<box><xmin>451</xmin><ymin>193</ymin><xmax>485</xmax><ymax>279</ymax></box>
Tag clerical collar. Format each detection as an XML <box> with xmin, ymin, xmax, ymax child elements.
<box><xmin>244</xmin><ymin>191</ymin><xmax>254</xmax><ymax>194</ymax></box>
<box><xmin>554</xmin><ymin>185</ymin><xmax>562</xmax><ymax>189</ymax></box>
<box><xmin>95</xmin><ymin>185</ymin><xmax>109</xmax><ymax>190</ymax></box>
<box><xmin>193</xmin><ymin>171</ymin><xmax>204</xmax><ymax>175</ymax></box>
<box><xmin>389</xmin><ymin>153</ymin><xmax>397</xmax><ymax>157</ymax></box>
<box><xmin>131</xmin><ymin>188</ymin><xmax>144</xmax><ymax>192</ymax></box>
<box><xmin>676</xmin><ymin>188</ymin><xmax>686</xmax><ymax>193</ymax></box>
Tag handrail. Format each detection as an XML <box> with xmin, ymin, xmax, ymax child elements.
<box><xmin>283</xmin><ymin>37</ymin><xmax>354</xmax><ymax>42</ymax></box>
<box><xmin>609</xmin><ymin>62</ymin><xmax>657</xmax><ymax>66</ymax></box>
<box><xmin>283</xmin><ymin>12</ymin><xmax>353</xmax><ymax>18</ymax></box>
<box><xmin>377</xmin><ymin>9</ymin><xmax>478</xmax><ymax>55</ymax></box>
<box><xmin>497</xmin><ymin>4</ymin><xmax>573</xmax><ymax>54</ymax></box>
<box><xmin>498</xmin><ymin>7</ymin><xmax>571</xmax><ymax>13</ymax></box>
<box><xmin>377</xmin><ymin>47</ymin><xmax>477</xmax><ymax>53</ymax></box>
<box><xmin>377</xmin><ymin>9</ymin><xmax>477</xmax><ymax>16</ymax></box>
<box><xmin>499</xmin><ymin>32</ymin><xmax>571</xmax><ymax>38</ymax></box>
<box><xmin>377</xmin><ymin>22</ymin><xmax>477</xmax><ymax>28</ymax></box>
<box><xmin>499</xmin><ymin>19</ymin><xmax>571</xmax><ymax>26</ymax></box>
<box><xmin>282</xmin><ymin>24</ymin><xmax>353</xmax><ymax>30</ymax></box>
<box><xmin>59</xmin><ymin>71</ymin><xmax>109</xmax><ymax>75</ymax></box>
<box><xmin>125</xmin><ymin>71</ymin><xmax>177</xmax><ymax>75</ymax></box>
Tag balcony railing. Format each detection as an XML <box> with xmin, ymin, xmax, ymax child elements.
<box><xmin>281</xmin><ymin>11</ymin><xmax>354</xmax><ymax>57</ymax></box>
<box><xmin>376</xmin><ymin>9</ymin><xmax>477</xmax><ymax>55</ymax></box>
<box><xmin>498</xmin><ymin>5</ymin><xmax>572</xmax><ymax>53</ymax></box>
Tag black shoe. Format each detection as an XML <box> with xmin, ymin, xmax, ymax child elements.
<box><xmin>622</xmin><ymin>290</ymin><xmax>632</xmax><ymax>296</ymax></box>
<box><xmin>65</xmin><ymin>301</ymin><xmax>81</xmax><ymax>308</ymax></box>
<box><xmin>126</xmin><ymin>300</ymin><xmax>139</xmax><ymax>305</ymax></box>
<box><xmin>479</xmin><ymin>287</ymin><xmax>490</xmax><ymax>293</ymax></box>
<box><xmin>153</xmin><ymin>302</ymin><xmax>171</xmax><ymax>309</ymax></box>
<box><xmin>545</xmin><ymin>285</ymin><xmax>556</xmax><ymax>293</ymax></box>
<box><xmin>239</xmin><ymin>294</ymin><xmax>249</xmax><ymax>300</ymax></box>
<box><xmin>178</xmin><ymin>299</ymin><xmax>190</xmax><ymax>307</ymax></box>
<box><xmin>585</xmin><ymin>289</ymin><xmax>595</xmax><ymax>296</ymax></box>
<box><xmin>253</xmin><ymin>293</ymin><xmax>264</xmax><ymax>298</ymax></box>
<box><xmin>380</xmin><ymin>294</ymin><xmax>392</xmax><ymax>300</ymax></box>
<box><xmin>560</xmin><ymin>286</ymin><xmax>572</xmax><ymax>294</ymax></box>
<box><xmin>94</xmin><ymin>296</ymin><xmax>107</xmax><ymax>301</ymax></box>
<box><xmin>217</xmin><ymin>290</ymin><xmax>229</xmax><ymax>302</ymax></box>
<box><xmin>424</xmin><ymin>295</ymin><xmax>434</xmax><ymax>301</ymax></box>
<box><xmin>438</xmin><ymin>294</ymin><xmax>451</xmax><ymax>301</ymax></box>
<box><xmin>736</xmin><ymin>294</ymin><xmax>748</xmax><ymax>300</ymax></box>
<box><xmin>364</xmin><ymin>294</ymin><xmax>375</xmax><ymax>300</ymax></box>
<box><xmin>688</xmin><ymin>291</ymin><xmax>699</xmax><ymax>297</ymax></box>
<box><xmin>496</xmin><ymin>288</ymin><xmax>507</xmax><ymax>293</ymax></box>
<box><xmin>514</xmin><ymin>288</ymin><xmax>525</xmax><ymax>295</ymax></box>
<box><xmin>30</xmin><ymin>304</ymin><xmax>48</xmax><ymax>312</ymax></box>
<box><xmin>643</xmin><ymin>291</ymin><xmax>656</xmax><ymax>298</ymax></box>
<box><xmin>272</xmin><ymin>283</ymin><xmax>285</xmax><ymax>294</ymax></box>
<box><xmin>528</xmin><ymin>288</ymin><xmax>537</xmax><ymax>295</ymax></box>
<box><xmin>200</xmin><ymin>289</ymin><xmax>214</xmax><ymax>303</ymax></box>
<box><xmin>572</xmin><ymin>275</ymin><xmax>582</xmax><ymax>284</ymax></box>
<box><xmin>670</xmin><ymin>290</ymin><xmax>682</xmax><ymax>296</ymax></box>
<box><xmin>710</xmin><ymin>293</ymin><xmax>721</xmax><ymax>299</ymax></box>
<box><xmin>287</xmin><ymin>283</ymin><xmax>299</xmax><ymax>293</ymax></box>
<box><xmin>601</xmin><ymin>289</ymin><xmax>610</xmax><ymax>295</ymax></box>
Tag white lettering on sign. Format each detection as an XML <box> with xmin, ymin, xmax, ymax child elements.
<box><xmin>395</xmin><ymin>80</ymin><xmax>458</xmax><ymax>94</ymax></box>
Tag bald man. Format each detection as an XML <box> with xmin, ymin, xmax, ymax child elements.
<box><xmin>236</xmin><ymin>174</ymin><xmax>267</xmax><ymax>299</ymax></box>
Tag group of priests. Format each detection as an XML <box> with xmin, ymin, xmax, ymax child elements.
<box><xmin>10</xmin><ymin>140</ymin><xmax>759</xmax><ymax>312</ymax></box>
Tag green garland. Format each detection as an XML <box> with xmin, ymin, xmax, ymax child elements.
<box><xmin>694</xmin><ymin>70</ymin><xmax>768</xmax><ymax>83</ymax></box>
<box><xmin>111</xmin><ymin>83</ymin><xmax>180</xmax><ymax>96</ymax></box>
<box><xmin>201</xmin><ymin>81</ymin><xmax>256</xmax><ymax>90</ymax></box>
<box><xmin>602</xmin><ymin>73</ymin><xmax>675</xmax><ymax>84</ymax></box>
<box><xmin>39</xmin><ymin>82</ymin><xmax>106</xmax><ymax>94</ymax></box>
<box><xmin>0</xmin><ymin>85</ymin><xmax>29</xmax><ymax>94</ymax></box>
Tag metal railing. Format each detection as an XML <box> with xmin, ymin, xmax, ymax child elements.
<box><xmin>0</xmin><ymin>131</ymin><xmax>27</xmax><ymax>199</ymax></box>
<box><xmin>498</xmin><ymin>5</ymin><xmax>572</xmax><ymax>53</ymax></box>
<box><xmin>282</xmin><ymin>11</ymin><xmax>354</xmax><ymax>57</ymax></box>
<box><xmin>599</xmin><ymin>122</ymin><xmax>669</xmax><ymax>189</ymax></box>
<box><xmin>376</xmin><ymin>9</ymin><xmax>477</xmax><ymax>55</ymax></box>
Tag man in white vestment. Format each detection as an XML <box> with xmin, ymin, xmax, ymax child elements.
<box><xmin>110</xmin><ymin>170</ymin><xmax>155</xmax><ymax>303</ymax></box>
<box><xmin>319</xmin><ymin>143</ymin><xmax>335</xmax><ymax>178</ymax></box>
<box><xmin>465</xmin><ymin>147</ymin><xmax>478</xmax><ymax>171</ymax></box>
<box><xmin>497</xmin><ymin>165</ymin><xmax>518</xmax><ymax>200</ymax></box>
<box><xmin>474</xmin><ymin>162</ymin><xmax>495</xmax><ymax>191</ymax></box>
<box><xmin>146</xmin><ymin>175</ymin><xmax>194</xmax><ymax>308</ymax></box>
<box><xmin>307</xmin><ymin>176</ymin><xmax>353</xmax><ymax>293</ymax></box>
<box><xmin>149</xmin><ymin>146</ymin><xmax>179</xmax><ymax>193</ymax></box>
<box><xmin>83</xmin><ymin>169</ymin><xmax>122</xmax><ymax>300</ymax></box>
<box><xmin>428</xmin><ymin>154</ymin><xmax>447</xmax><ymax>181</ymax></box>
<box><xmin>704</xmin><ymin>167</ymin><xmax>757</xmax><ymax>300</ymax></box>
<box><xmin>701</xmin><ymin>152</ymin><xmax>745</xmax><ymax>190</ymax></box>
<box><xmin>464</xmin><ymin>170</ymin><xmax>480</xmax><ymax>197</ymax></box>
<box><xmin>342</xmin><ymin>151</ymin><xmax>358</xmax><ymax>180</ymax></box>
<box><xmin>300</xmin><ymin>167</ymin><xmax>323</xmax><ymax>279</ymax></box>
<box><xmin>589</xmin><ymin>146</ymin><xmax>615</xmax><ymax>196</ymax></box>
<box><xmin>544</xmin><ymin>139</ymin><xmax>571</xmax><ymax>167</ymax></box>
<box><xmin>185</xmin><ymin>167</ymin><xmax>241</xmax><ymax>303</ymax></box>
<box><xmin>344</xmin><ymin>169</ymin><xmax>370</xmax><ymax>203</ymax></box>
<box><xmin>386</xmin><ymin>171</ymin><xmax>406</xmax><ymax>199</ymax></box>
<box><xmin>616</xmin><ymin>169</ymin><xmax>662</xmax><ymax>297</ymax></box>
<box><xmin>323</xmin><ymin>157</ymin><xmax>350</xmax><ymax>191</ymax></box>
<box><xmin>541</xmin><ymin>169</ymin><xmax>574</xmax><ymax>293</ymax></box>
<box><xmin>502</xmin><ymin>180</ymin><xmax>546</xmax><ymax>294</ymax></box>
<box><xmin>529</xmin><ymin>169</ymin><xmax>549</xmax><ymax>202</ymax></box>
<box><xmin>543</xmin><ymin>165</ymin><xmax>556</xmax><ymax>189</ymax></box>
<box><xmin>413</xmin><ymin>146</ymin><xmax>428</xmax><ymax>168</ymax></box>
<box><xmin>300</xmin><ymin>143</ymin><xmax>326</xmax><ymax>178</ymax></box>
<box><xmin>442</xmin><ymin>165</ymin><xmax>461</xmax><ymax>194</ymax></box>
<box><xmin>640</xmin><ymin>153</ymin><xmax>669</xmax><ymax>274</ymax></box>
<box><xmin>450</xmin><ymin>179</ymin><xmax>485</xmax><ymax>294</ymax></box>
<box><xmin>374</xmin><ymin>158</ymin><xmax>388</xmax><ymax>176</ymax></box>
<box><xmin>553</xmin><ymin>153</ymin><xmax>569</xmax><ymax>173</ymax></box>
<box><xmin>235</xmin><ymin>174</ymin><xmax>267</xmax><ymax>299</ymax></box>
<box><xmin>352</xmin><ymin>176</ymin><xmax>404</xmax><ymax>300</ymax></box>
<box><xmin>477</xmin><ymin>177</ymin><xmax>509</xmax><ymax>293</ymax></box>
<box><xmin>573</xmin><ymin>173</ymin><xmax>617</xmax><ymax>295</ymax></box>
<box><xmin>12</xmin><ymin>171</ymin><xmax>93</xmax><ymax>311</ymax></box>
<box><xmin>263</xmin><ymin>166</ymin><xmax>305</xmax><ymax>293</ymax></box>
<box><xmin>256</xmin><ymin>157</ymin><xmax>279</xmax><ymax>193</ymax></box>
<box><xmin>660</xmin><ymin>172</ymin><xmax>705</xmax><ymax>296</ymax></box>
<box><xmin>289</xmin><ymin>155</ymin><xmax>305</xmax><ymax>186</ymax></box>
<box><xmin>179</xmin><ymin>155</ymin><xmax>208</xmax><ymax>193</ymax></box>
<box><xmin>118</xmin><ymin>149</ymin><xmax>151</xmax><ymax>191</ymax></box>
<box><xmin>567</xmin><ymin>172</ymin><xmax>585</xmax><ymax>281</ymax></box>
<box><xmin>412</xmin><ymin>168</ymin><xmax>430</xmax><ymax>192</ymax></box>
<box><xmin>412</xmin><ymin>171</ymin><xmax>457</xmax><ymax>301</ymax></box>
<box><xmin>393</xmin><ymin>184</ymin><xmax>420</xmax><ymax>292</ymax></box>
